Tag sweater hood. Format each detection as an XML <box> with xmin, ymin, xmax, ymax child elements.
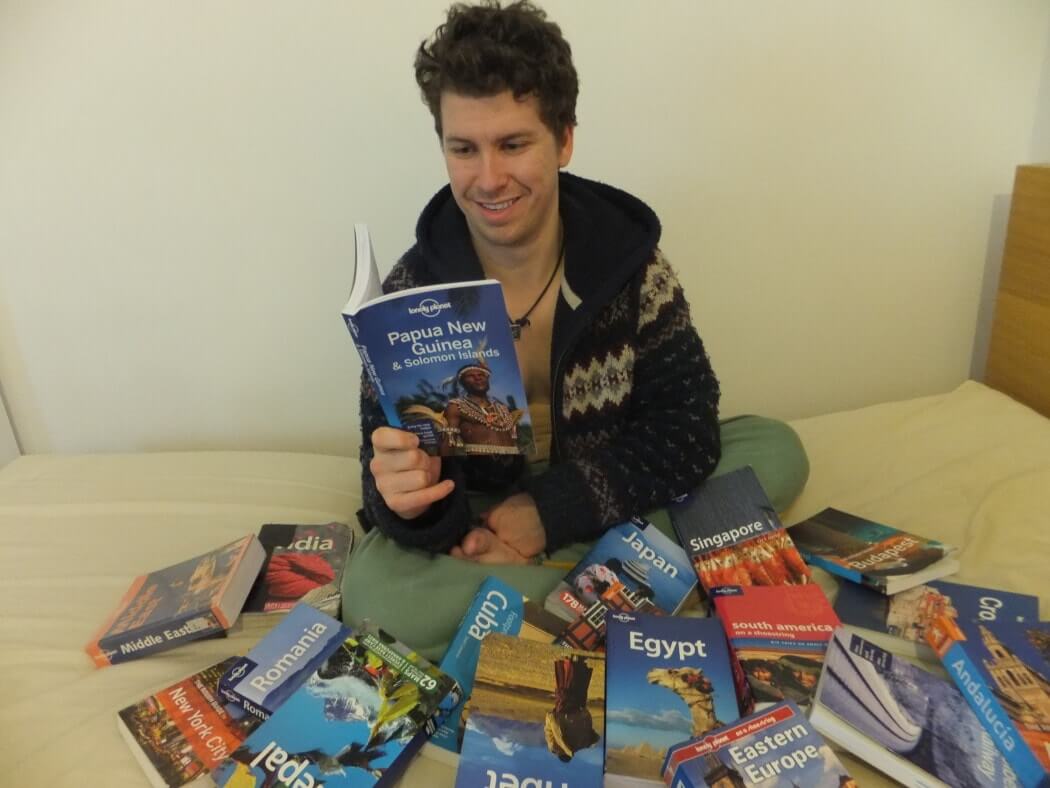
<box><xmin>412</xmin><ymin>171</ymin><xmax>662</xmax><ymax>309</ymax></box>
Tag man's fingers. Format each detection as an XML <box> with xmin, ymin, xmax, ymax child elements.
<box><xmin>371</xmin><ymin>426</ymin><xmax>420</xmax><ymax>451</ymax></box>
<box><xmin>386</xmin><ymin>479</ymin><xmax>455</xmax><ymax>515</ymax></box>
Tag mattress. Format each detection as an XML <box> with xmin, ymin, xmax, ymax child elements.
<box><xmin>1</xmin><ymin>380</ymin><xmax>1047</xmax><ymax>787</ymax></box>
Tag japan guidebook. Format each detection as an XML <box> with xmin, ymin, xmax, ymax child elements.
<box><xmin>341</xmin><ymin>223</ymin><xmax>533</xmax><ymax>457</ymax></box>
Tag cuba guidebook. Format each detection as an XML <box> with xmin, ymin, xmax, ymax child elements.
<box><xmin>341</xmin><ymin>224</ymin><xmax>533</xmax><ymax>457</ymax></box>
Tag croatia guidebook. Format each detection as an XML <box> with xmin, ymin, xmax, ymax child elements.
<box><xmin>342</xmin><ymin>223</ymin><xmax>533</xmax><ymax>457</ymax></box>
<box><xmin>810</xmin><ymin>627</ymin><xmax>1021</xmax><ymax>787</ymax></box>
<box><xmin>85</xmin><ymin>534</ymin><xmax>265</xmax><ymax>667</ymax></box>
<box><xmin>212</xmin><ymin>622</ymin><xmax>462</xmax><ymax>788</ymax></box>
<box><xmin>787</xmin><ymin>507</ymin><xmax>959</xmax><ymax>595</ymax></box>
<box><xmin>834</xmin><ymin>578</ymin><xmax>1040</xmax><ymax>661</ymax></box>
<box><xmin>604</xmin><ymin>610</ymin><xmax>739</xmax><ymax>787</ymax></box>
<box><xmin>926</xmin><ymin>616</ymin><xmax>1050</xmax><ymax>787</ymax></box>
<box><xmin>455</xmin><ymin>633</ymin><xmax>605</xmax><ymax>788</ymax></box>
<box><xmin>668</xmin><ymin>467</ymin><xmax>811</xmax><ymax>595</ymax></box>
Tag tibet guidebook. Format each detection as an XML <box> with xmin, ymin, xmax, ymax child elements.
<box><xmin>212</xmin><ymin>622</ymin><xmax>461</xmax><ymax>788</ymax></box>
<box><xmin>604</xmin><ymin>610</ymin><xmax>739</xmax><ymax>787</ymax></box>
<box><xmin>661</xmin><ymin>700</ymin><xmax>854</xmax><ymax>788</ymax></box>
<box><xmin>455</xmin><ymin>633</ymin><xmax>605</xmax><ymax>788</ymax></box>
<box><xmin>117</xmin><ymin>657</ymin><xmax>262</xmax><ymax>788</ymax></box>
<box><xmin>834</xmin><ymin>578</ymin><xmax>1040</xmax><ymax>661</ymax></box>
<box><xmin>926</xmin><ymin>617</ymin><xmax>1050</xmax><ymax>787</ymax></box>
<box><xmin>341</xmin><ymin>223</ymin><xmax>533</xmax><ymax>457</ymax></box>
<box><xmin>242</xmin><ymin>522</ymin><xmax>354</xmax><ymax>616</ymax></box>
<box><xmin>85</xmin><ymin>534</ymin><xmax>265</xmax><ymax>667</ymax></box>
<box><xmin>668</xmin><ymin>467</ymin><xmax>811</xmax><ymax>595</ymax></box>
<box><xmin>788</xmin><ymin>507</ymin><xmax>959</xmax><ymax>594</ymax></box>
<box><xmin>810</xmin><ymin>627</ymin><xmax>1020</xmax><ymax>787</ymax></box>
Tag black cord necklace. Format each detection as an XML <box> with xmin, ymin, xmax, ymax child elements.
<box><xmin>509</xmin><ymin>232</ymin><xmax>566</xmax><ymax>341</ymax></box>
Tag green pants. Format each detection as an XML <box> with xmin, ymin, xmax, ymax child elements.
<box><xmin>342</xmin><ymin>415</ymin><xmax>808</xmax><ymax>661</ymax></box>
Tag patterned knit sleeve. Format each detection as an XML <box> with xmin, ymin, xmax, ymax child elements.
<box><xmin>522</xmin><ymin>252</ymin><xmax>722</xmax><ymax>551</ymax></box>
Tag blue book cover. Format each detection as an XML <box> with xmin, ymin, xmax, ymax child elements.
<box><xmin>431</xmin><ymin>577</ymin><xmax>530</xmax><ymax>756</ymax></box>
<box><xmin>544</xmin><ymin>519</ymin><xmax>696</xmax><ymax>624</ymax></box>
<box><xmin>455</xmin><ymin>633</ymin><xmax>604</xmax><ymax>788</ymax></box>
<box><xmin>811</xmin><ymin>628</ymin><xmax>1021</xmax><ymax>787</ymax></box>
<box><xmin>928</xmin><ymin>617</ymin><xmax>1050</xmax><ymax>788</ymax></box>
<box><xmin>85</xmin><ymin>534</ymin><xmax>265</xmax><ymax>667</ymax></box>
<box><xmin>604</xmin><ymin>610</ymin><xmax>739</xmax><ymax>784</ymax></box>
<box><xmin>219</xmin><ymin>602</ymin><xmax>349</xmax><ymax>720</ymax></box>
<box><xmin>342</xmin><ymin>226</ymin><xmax>532</xmax><ymax>457</ymax></box>
<box><xmin>662</xmin><ymin>700</ymin><xmax>853</xmax><ymax>787</ymax></box>
<box><xmin>835</xmin><ymin>578</ymin><xmax>1040</xmax><ymax>659</ymax></box>
<box><xmin>212</xmin><ymin>623</ymin><xmax>461</xmax><ymax>788</ymax></box>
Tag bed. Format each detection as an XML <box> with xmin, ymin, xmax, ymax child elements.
<box><xmin>2</xmin><ymin>164</ymin><xmax>1048</xmax><ymax>787</ymax></box>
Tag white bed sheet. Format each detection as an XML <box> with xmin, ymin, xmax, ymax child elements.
<box><xmin>1</xmin><ymin>380</ymin><xmax>1047</xmax><ymax>787</ymax></box>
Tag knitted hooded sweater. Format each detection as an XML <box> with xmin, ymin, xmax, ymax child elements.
<box><xmin>358</xmin><ymin>172</ymin><xmax>721</xmax><ymax>553</ymax></box>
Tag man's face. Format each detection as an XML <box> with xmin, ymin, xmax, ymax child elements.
<box><xmin>751</xmin><ymin>666</ymin><xmax>773</xmax><ymax>682</ymax></box>
<box><xmin>460</xmin><ymin>369</ymin><xmax>490</xmax><ymax>395</ymax></box>
<box><xmin>440</xmin><ymin>90</ymin><xmax>573</xmax><ymax>254</ymax></box>
<box><xmin>793</xmin><ymin>670</ymin><xmax>818</xmax><ymax>689</ymax></box>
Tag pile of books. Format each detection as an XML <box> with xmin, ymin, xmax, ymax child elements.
<box><xmin>98</xmin><ymin>465</ymin><xmax>1049</xmax><ymax>788</ymax></box>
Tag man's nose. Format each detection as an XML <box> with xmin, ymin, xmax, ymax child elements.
<box><xmin>476</xmin><ymin>151</ymin><xmax>508</xmax><ymax>193</ymax></box>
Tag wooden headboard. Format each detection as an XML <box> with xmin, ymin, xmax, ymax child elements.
<box><xmin>984</xmin><ymin>163</ymin><xmax>1050</xmax><ymax>418</ymax></box>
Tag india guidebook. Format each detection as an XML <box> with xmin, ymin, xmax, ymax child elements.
<box><xmin>342</xmin><ymin>223</ymin><xmax>533</xmax><ymax>457</ymax></box>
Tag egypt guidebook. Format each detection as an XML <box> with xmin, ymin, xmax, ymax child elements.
<box><xmin>341</xmin><ymin>223</ymin><xmax>533</xmax><ymax>457</ymax></box>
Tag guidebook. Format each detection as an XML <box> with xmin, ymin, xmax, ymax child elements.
<box><xmin>454</xmin><ymin>633</ymin><xmax>605</xmax><ymax>788</ymax></box>
<box><xmin>661</xmin><ymin>700</ymin><xmax>854</xmax><ymax>788</ymax></box>
<box><xmin>85</xmin><ymin>534</ymin><xmax>265</xmax><ymax>667</ymax></box>
<box><xmin>834</xmin><ymin>578</ymin><xmax>1040</xmax><ymax>661</ymax></box>
<box><xmin>242</xmin><ymin>522</ymin><xmax>354</xmax><ymax>616</ymax></box>
<box><xmin>926</xmin><ymin>617</ymin><xmax>1050</xmax><ymax>787</ymax></box>
<box><xmin>341</xmin><ymin>223</ymin><xmax>533</xmax><ymax>457</ymax></box>
<box><xmin>429</xmin><ymin>576</ymin><xmax>564</xmax><ymax>763</ymax></box>
<box><xmin>809</xmin><ymin>627</ymin><xmax>1021</xmax><ymax>787</ymax></box>
<box><xmin>669</xmin><ymin>468</ymin><xmax>811</xmax><ymax>594</ymax></box>
<box><xmin>218</xmin><ymin>602</ymin><xmax>349</xmax><ymax>720</ymax></box>
<box><xmin>212</xmin><ymin>622</ymin><xmax>462</xmax><ymax>788</ymax></box>
<box><xmin>116</xmin><ymin>657</ymin><xmax>262</xmax><ymax>788</ymax></box>
<box><xmin>604</xmin><ymin>610</ymin><xmax>739</xmax><ymax>786</ymax></box>
<box><xmin>711</xmin><ymin>583</ymin><xmax>840</xmax><ymax>712</ymax></box>
<box><xmin>788</xmin><ymin>507</ymin><xmax>959</xmax><ymax>594</ymax></box>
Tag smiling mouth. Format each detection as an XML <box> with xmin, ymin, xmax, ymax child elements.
<box><xmin>477</xmin><ymin>197</ymin><xmax>519</xmax><ymax>212</ymax></box>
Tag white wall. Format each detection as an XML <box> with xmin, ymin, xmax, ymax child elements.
<box><xmin>1</xmin><ymin>1</ymin><xmax>1048</xmax><ymax>457</ymax></box>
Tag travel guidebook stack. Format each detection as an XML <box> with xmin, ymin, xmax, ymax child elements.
<box><xmin>927</xmin><ymin>617</ymin><xmax>1050</xmax><ymax>787</ymax></box>
<box><xmin>342</xmin><ymin>224</ymin><xmax>533</xmax><ymax>457</ymax></box>
<box><xmin>604</xmin><ymin>610</ymin><xmax>738</xmax><ymax>787</ymax></box>
<box><xmin>788</xmin><ymin>507</ymin><xmax>960</xmax><ymax>594</ymax></box>
<box><xmin>668</xmin><ymin>467</ymin><xmax>811</xmax><ymax>595</ymax></box>
<box><xmin>809</xmin><ymin>627</ymin><xmax>1021</xmax><ymax>787</ymax></box>
<box><xmin>212</xmin><ymin>622</ymin><xmax>461</xmax><ymax>788</ymax></box>
<box><xmin>455</xmin><ymin>633</ymin><xmax>606</xmax><ymax>788</ymax></box>
<box><xmin>85</xmin><ymin>534</ymin><xmax>266</xmax><ymax>667</ymax></box>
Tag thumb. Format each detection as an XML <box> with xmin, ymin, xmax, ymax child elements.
<box><xmin>462</xmin><ymin>528</ymin><xmax>493</xmax><ymax>556</ymax></box>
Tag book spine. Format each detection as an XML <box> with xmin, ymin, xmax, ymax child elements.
<box><xmin>94</xmin><ymin>610</ymin><xmax>224</xmax><ymax>667</ymax></box>
<box><xmin>928</xmin><ymin>617</ymin><xmax>1047</xmax><ymax>788</ymax></box>
<box><xmin>802</xmin><ymin>553</ymin><xmax>866</xmax><ymax>585</ymax></box>
<box><xmin>344</xmin><ymin>314</ymin><xmax>387</xmax><ymax>401</ymax></box>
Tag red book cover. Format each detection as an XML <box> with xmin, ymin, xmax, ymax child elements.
<box><xmin>712</xmin><ymin>584</ymin><xmax>840</xmax><ymax>712</ymax></box>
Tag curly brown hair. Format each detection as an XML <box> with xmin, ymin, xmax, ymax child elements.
<box><xmin>414</xmin><ymin>0</ymin><xmax>578</xmax><ymax>140</ymax></box>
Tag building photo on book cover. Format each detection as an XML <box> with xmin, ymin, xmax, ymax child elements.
<box><xmin>342</xmin><ymin>224</ymin><xmax>533</xmax><ymax>457</ymax></box>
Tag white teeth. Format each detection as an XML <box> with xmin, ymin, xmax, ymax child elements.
<box><xmin>481</xmin><ymin>199</ymin><xmax>515</xmax><ymax>210</ymax></box>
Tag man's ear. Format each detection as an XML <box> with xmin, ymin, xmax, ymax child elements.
<box><xmin>558</xmin><ymin>125</ymin><xmax>575</xmax><ymax>168</ymax></box>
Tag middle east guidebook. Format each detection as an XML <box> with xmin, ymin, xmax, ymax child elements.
<box><xmin>341</xmin><ymin>223</ymin><xmax>533</xmax><ymax>457</ymax></box>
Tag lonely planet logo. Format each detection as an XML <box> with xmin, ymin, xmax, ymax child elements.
<box><xmin>409</xmin><ymin>298</ymin><xmax>451</xmax><ymax>318</ymax></box>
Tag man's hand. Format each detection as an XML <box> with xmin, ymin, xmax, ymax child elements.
<box><xmin>450</xmin><ymin>528</ymin><xmax>529</xmax><ymax>565</ymax></box>
<box><xmin>480</xmin><ymin>493</ymin><xmax>547</xmax><ymax>559</ymax></box>
<box><xmin>369</xmin><ymin>426</ymin><xmax>454</xmax><ymax>519</ymax></box>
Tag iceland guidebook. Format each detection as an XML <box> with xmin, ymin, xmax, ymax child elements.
<box><xmin>341</xmin><ymin>224</ymin><xmax>533</xmax><ymax>457</ymax></box>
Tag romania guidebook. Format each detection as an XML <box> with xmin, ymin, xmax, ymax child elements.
<box><xmin>341</xmin><ymin>224</ymin><xmax>533</xmax><ymax>457</ymax></box>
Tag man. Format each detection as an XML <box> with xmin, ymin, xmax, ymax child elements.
<box><xmin>439</xmin><ymin>364</ymin><xmax>520</xmax><ymax>455</ymax></box>
<box><xmin>361</xmin><ymin>0</ymin><xmax>722</xmax><ymax>564</ymax></box>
